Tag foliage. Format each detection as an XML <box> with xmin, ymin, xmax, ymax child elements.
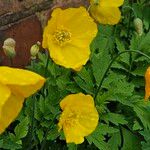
<box><xmin>0</xmin><ymin>0</ymin><xmax>150</xmax><ymax>149</ymax></box>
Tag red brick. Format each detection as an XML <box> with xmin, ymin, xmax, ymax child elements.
<box><xmin>0</xmin><ymin>15</ymin><xmax>42</xmax><ymax>68</ymax></box>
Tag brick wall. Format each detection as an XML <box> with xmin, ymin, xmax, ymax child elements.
<box><xmin>0</xmin><ymin>0</ymin><xmax>88</xmax><ymax>67</ymax></box>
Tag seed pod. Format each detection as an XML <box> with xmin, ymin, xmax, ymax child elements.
<box><xmin>134</xmin><ymin>18</ymin><xmax>143</xmax><ymax>36</ymax></box>
<box><xmin>3</xmin><ymin>38</ymin><xmax>16</xmax><ymax>58</ymax></box>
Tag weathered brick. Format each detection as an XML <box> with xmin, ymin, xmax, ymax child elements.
<box><xmin>0</xmin><ymin>15</ymin><xmax>42</xmax><ymax>68</ymax></box>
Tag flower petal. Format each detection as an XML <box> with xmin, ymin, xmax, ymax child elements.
<box><xmin>145</xmin><ymin>67</ymin><xmax>150</xmax><ymax>100</ymax></box>
<box><xmin>60</xmin><ymin>93</ymin><xmax>95</xmax><ymax>110</ymax></box>
<box><xmin>0</xmin><ymin>67</ymin><xmax>45</xmax><ymax>97</ymax></box>
<box><xmin>101</xmin><ymin>0</ymin><xmax>124</xmax><ymax>7</ymax></box>
<box><xmin>90</xmin><ymin>5</ymin><xmax>121</xmax><ymax>25</ymax></box>
<box><xmin>58</xmin><ymin>93</ymin><xmax>99</xmax><ymax>144</ymax></box>
<box><xmin>42</xmin><ymin>7</ymin><xmax>97</xmax><ymax>70</ymax></box>
<box><xmin>0</xmin><ymin>83</ymin><xmax>11</xmax><ymax>107</ymax></box>
<box><xmin>0</xmin><ymin>89</ymin><xmax>24</xmax><ymax>134</ymax></box>
<box><xmin>49</xmin><ymin>43</ymin><xmax>90</xmax><ymax>70</ymax></box>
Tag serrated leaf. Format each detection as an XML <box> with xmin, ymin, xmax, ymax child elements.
<box><xmin>108</xmin><ymin>131</ymin><xmax>121</xmax><ymax>150</ymax></box>
<box><xmin>133</xmin><ymin>120</ymin><xmax>143</xmax><ymax>131</ymax></box>
<box><xmin>67</xmin><ymin>143</ymin><xmax>77</xmax><ymax>150</ymax></box>
<box><xmin>36</xmin><ymin>129</ymin><xmax>44</xmax><ymax>143</ymax></box>
<box><xmin>91</xmin><ymin>51</ymin><xmax>110</xmax><ymax>86</ymax></box>
<box><xmin>86</xmin><ymin>124</ymin><xmax>111</xmax><ymax>150</ymax></box>
<box><xmin>122</xmin><ymin>127</ymin><xmax>141</xmax><ymax>150</ymax></box>
<box><xmin>47</xmin><ymin>126</ymin><xmax>60</xmax><ymax>141</ymax></box>
<box><xmin>14</xmin><ymin>117</ymin><xmax>29</xmax><ymax>140</ymax></box>
<box><xmin>74</xmin><ymin>68</ymin><xmax>94</xmax><ymax>94</ymax></box>
<box><xmin>133</xmin><ymin>101</ymin><xmax>150</xmax><ymax>129</ymax></box>
<box><xmin>102</xmin><ymin>113</ymin><xmax>128</xmax><ymax>125</ymax></box>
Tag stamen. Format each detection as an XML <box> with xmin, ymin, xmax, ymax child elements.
<box><xmin>53</xmin><ymin>29</ymin><xmax>71</xmax><ymax>46</ymax></box>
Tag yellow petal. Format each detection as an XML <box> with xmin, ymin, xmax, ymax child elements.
<box><xmin>0</xmin><ymin>67</ymin><xmax>45</xmax><ymax>97</ymax></box>
<box><xmin>145</xmin><ymin>67</ymin><xmax>150</xmax><ymax>100</ymax></box>
<box><xmin>0</xmin><ymin>83</ymin><xmax>11</xmax><ymax>107</ymax></box>
<box><xmin>90</xmin><ymin>0</ymin><xmax>124</xmax><ymax>7</ymax></box>
<box><xmin>58</xmin><ymin>93</ymin><xmax>99</xmax><ymax>144</ymax></box>
<box><xmin>60</xmin><ymin>93</ymin><xmax>95</xmax><ymax>110</ymax></box>
<box><xmin>49</xmin><ymin>43</ymin><xmax>90</xmax><ymax>70</ymax></box>
<box><xmin>90</xmin><ymin>5</ymin><xmax>121</xmax><ymax>25</ymax></box>
<box><xmin>0</xmin><ymin>87</ymin><xmax>24</xmax><ymax>134</ymax></box>
<box><xmin>42</xmin><ymin>7</ymin><xmax>97</xmax><ymax>70</ymax></box>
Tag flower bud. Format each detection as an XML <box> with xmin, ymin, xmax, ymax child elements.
<box><xmin>30</xmin><ymin>42</ymin><xmax>40</xmax><ymax>60</ymax></box>
<box><xmin>3</xmin><ymin>38</ymin><xmax>16</xmax><ymax>58</ymax></box>
<box><xmin>134</xmin><ymin>18</ymin><xmax>143</xmax><ymax>36</ymax></box>
<box><xmin>3</xmin><ymin>38</ymin><xmax>16</xmax><ymax>47</ymax></box>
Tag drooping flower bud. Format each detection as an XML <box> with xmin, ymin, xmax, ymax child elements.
<box><xmin>3</xmin><ymin>38</ymin><xmax>16</xmax><ymax>58</ymax></box>
<box><xmin>134</xmin><ymin>18</ymin><xmax>143</xmax><ymax>36</ymax></box>
<box><xmin>145</xmin><ymin>67</ymin><xmax>150</xmax><ymax>101</ymax></box>
<box><xmin>30</xmin><ymin>42</ymin><xmax>40</xmax><ymax>60</ymax></box>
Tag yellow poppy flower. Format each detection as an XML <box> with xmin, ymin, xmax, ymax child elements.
<box><xmin>89</xmin><ymin>0</ymin><xmax>124</xmax><ymax>25</ymax></box>
<box><xmin>58</xmin><ymin>93</ymin><xmax>99</xmax><ymax>144</ymax></box>
<box><xmin>0</xmin><ymin>66</ymin><xmax>45</xmax><ymax>134</ymax></box>
<box><xmin>145</xmin><ymin>67</ymin><xmax>150</xmax><ymax>100</ymax></box>
<box><xmin>42</xmin><ymin>7</ymin><xmax>97</xmax><ymax>71</ymax></box>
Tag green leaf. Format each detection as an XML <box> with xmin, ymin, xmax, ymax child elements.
<box><xmin>67</xmin><ymin>143</ymin><xmax>77</xmax><ymax>150</ymax></box>
<box><xmin>14</xmin><ymin>117</ymin><xmax>29</xmax><ymax>140</ymax></box>
<box><xmin>108</xmin><ymin>131</ymin><xmax>121</xmax><ymax>150</ymax></box>
<box><xmin>47</xmin><ymin>126</ymin><xmax>60</xmax><ymax>141</ymax></box>
<box><xmin>86</xmin><ymin>124</ymin><xmax>111</xmax><ymax>150</ymax></box>
<box><xmin>140</xmin><ymin>130</ymin><xmax>150</xmax><ymax>141</ymax></box>
<box><xmin>133</xmin><ymin>120</ymin><xmax>143</xmax><ymax>131</ymax></box>
<box><xmin>133</xmin><ymin>101</ymin><xmax>150</xmax><ymax>129</ymax></box>
<box><xmin>91</xmin><ymin>49</ymin><xmax>111</xmax><ymax>86</ymax></box>
<box><xmin>122</xmin><ymin>128</ymin><xmax>142</xmax><ymax>150</ymax></box>
<box><xmin>115</xmin><ymin>38</ymin><xmax>130</xmax><ymax>65</ymax></box>
<box><xmin>74</xmin><ymin>68</ymin><xmax>94</xmax><ymax>94</ymax></box>
<box><xmin>102</xmin><ymin>113</ymin><xmax>128</xmax><ymax>126</ymax></box>
<box><xmin>36</xmin><ymin>129</ymin><xmax>44</xmax><ymax>143</ymax></box>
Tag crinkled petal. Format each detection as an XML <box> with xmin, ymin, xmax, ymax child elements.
<box><xmin>58</xmin><ymin>93</ymin><xmax>99</xmax><ymax>144</ymax></box>
<box><xmin>60</xmin><ymin>93</ymin><xmax>95</xmax><ymax>110</ymax></box>
<box><xmin>90</xmin><ymin>5</ymin><xmax>121</xmax><ymax>25</ymax></box>
<box><xmin>0</xmin><ymin>67</ymin><xmax>45</xmax><ymax>97</ymax></box>
<box><xmin>0</xmin><ymin>90</ymin><xmax>24</xmax><ymax>134</ymax></box>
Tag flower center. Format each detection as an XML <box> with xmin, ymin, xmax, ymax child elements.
<box><xmin>53</xmin><ymin>29</ymin><xmax>71</xmax><ymax>46</ymax></box>
<box><xmin>59</xmin><ymin>109</ymin><xmax>79</xmax><ymax>130</ymax></box>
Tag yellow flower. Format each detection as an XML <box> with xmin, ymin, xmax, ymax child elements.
<box><xmin>145</xmin><ymin>67</ymin><xmax>150</xmax><ymax>100</ymax></box>
<box><xmin>89</xmin><ymin>0</ymin><xmax>124</xmax><ymax>25</ymax></box>
<box><xmin>0</xmin><ymin>66</ymin><xmax>45</xmax><ymax>134</ymax></box>
<box><xmin>58</xmin><ymin>93</ymin><xmax>99</xmax><ymax>144</ymax></box>
<box><xmin>42</xmin><ymin>7</ymin><xmax>97</xmax><ymax>71</ymax></box>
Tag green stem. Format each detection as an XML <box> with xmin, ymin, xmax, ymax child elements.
<box><xmin>40</xmin><ymin>113</ymin><xmax>60</xmax><ymax>150</ymax></box>
<box><xmin>42</xmin><ymin>51</ymin><xmax>50</xmax><ymax>97</ymax></box>
<box><xmin>94</xmin><ymin>50</ymin><xmax>150</xmax><ymax>100</ymax></box>
<box><xmin>10</xmin><ymin>58</ymin><xmax>13</xmax><ymax>67</ymax></box>
<box><xmin>123</xmin><ymin>6</ymin><xmax>137</xmax><ymax>18</ymax></box>
<box><xmin>118</xmin><ymin>126</ymin><xmax>124</xmax><ymax>150</ymax></box>
<box><xmin>44</xmin><ymin>51</ymin><xmax>50</xmax><ymax>77</ymax></box>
